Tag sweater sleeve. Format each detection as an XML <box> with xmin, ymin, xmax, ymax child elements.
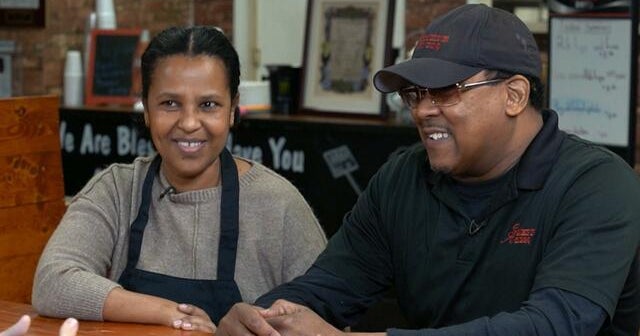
<box><xmin>387</xmin><ymin>288</ymin><xmax>606</xmax><ymax>336</ymax></box>
<box><xmin>32</xmin><ymin>169</ymin><xmax>127</xmax><ymax>321</ymax></box>
<box><xmin>256</xmin><ymin>265</ymin><xmax>381</xmax><ymax>328</ymax></box>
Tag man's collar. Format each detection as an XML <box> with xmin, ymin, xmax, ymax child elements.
<box><xmin>515</xmin><ymin>109</ymin><xmax>565</xmax><ymax>190</ymax></box>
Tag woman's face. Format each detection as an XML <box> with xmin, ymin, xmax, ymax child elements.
<box><xmin>144</xmin><ymin>54</ymin><xmax>237</xmax><ymax>189</ymax></box>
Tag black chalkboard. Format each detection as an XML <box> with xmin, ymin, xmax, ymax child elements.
<box><xmin>86</xmin><ymin>28</ymin><xmax>141</xmax><ymax>106</ymax></box>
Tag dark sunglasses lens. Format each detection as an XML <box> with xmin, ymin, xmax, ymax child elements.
<box><xmin>430</xmin><ymin>86</ymin><xmax>459</xmax><ymax>106</ymax></box>
<box><xmin>399</xmin><ymin>89</ymin><xmax>418</xmax><ymax>107</ymax></box>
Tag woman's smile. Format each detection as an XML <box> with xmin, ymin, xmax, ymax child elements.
<box><xmin>175</xmin><ymin>139</ymin><xmax>206</xmax><ymax>153</ymax></box>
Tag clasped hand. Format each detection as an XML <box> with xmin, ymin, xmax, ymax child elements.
<box><xmin>217</xmin><ymin>299</ymin><xmax>344</xmax><ymax>336</ymax></box>
<box><xmin>171</xmin><ymin>303</ymin><xmax>216</xmax><ymax>333</ymax></box>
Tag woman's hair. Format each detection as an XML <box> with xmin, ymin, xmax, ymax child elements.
<box><xmin>141</xmin><ymin>26</ymin><xmax>240</xmax><ymax>101</ymax></box>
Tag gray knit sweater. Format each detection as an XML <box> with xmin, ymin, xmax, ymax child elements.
<box><xmin>32</xmin><ymin>156</ymin><xmax>327</xmax><ymax>320</ymax></box>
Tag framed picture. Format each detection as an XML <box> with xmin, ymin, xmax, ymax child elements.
<box><xmin>85</xmin><ymin>28</ymin><xmax>142</xmax><ymax>106</ymax></box>
<box><xmin>0</xmin><ymin>0</ymin><xmax>45</xmax><ymax>27</ymax></box>
<box><xmin>300</xmin><ymin>0</ymin><xmax>395</xmax><ymax>117</ymax></box>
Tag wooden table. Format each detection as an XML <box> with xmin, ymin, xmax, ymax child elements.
<box><xmin>0</xmin><ymin>300</ymin><xmax>210</xmax><ymax>336</ymax></box>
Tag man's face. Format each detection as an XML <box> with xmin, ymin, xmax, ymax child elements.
<box><xmin>410</xmin><ymin>71</ymin><xmax>518</xmax><ymax>183</ymax></box>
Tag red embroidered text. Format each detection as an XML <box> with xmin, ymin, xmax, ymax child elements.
<box><xmin>416</xmin><ymin>34</ymin><xmax>449</xmax><ymax>51</ymax></box>
<box><xmin>500</xmin><ymin>223</ymin><xmax>536</xmax><ymax>245</ymax></box>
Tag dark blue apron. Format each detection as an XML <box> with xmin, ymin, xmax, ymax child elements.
<box><xmin>118</xmin><ymin>148</ymin><xmax>242</xmax><ymax>324</ymax></box>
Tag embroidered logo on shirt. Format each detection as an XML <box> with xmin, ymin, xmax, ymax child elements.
<box><xmin>416</xmin><ymin>34</ymin><xmax>449</xmax><ymax>51</ymax></box>
<box><xmin>500</xmin><ymin>223</ymin><xmax>536</xmax><ymax>245</ymax></box>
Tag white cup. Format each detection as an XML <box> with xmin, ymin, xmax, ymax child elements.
<box><xmin>83</xmin><ymin>12</ymin><xmax>96</xmax><ymax>78</ymax></box>
<box><xmin>238</xmin><ymin>81</ymin><xmax>270</xmax><ymax>108</ymax></box>
<box><xmin>64</xmin><ymin>50</ymin><xmax>83</xmax><ymax>107</ymax></box>
<box><xmin>465</xmin><ymin>0</ymin><xmax>493</xmax><ymax>5</ymax></box>
<box><xmin>96</xmin><ymin>0</ymin><xmax>116</xmax><ymax>29</ymax></box>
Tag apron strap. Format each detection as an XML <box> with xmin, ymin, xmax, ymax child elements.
<box><xmin>124</xmin><ymin>155</ymin><xmax>161</xmax><ymax>273</ymax></box>
<box><xmin>122</xmin><ymin>150</ymin><xmax>240</xmax><ymax>281</ymax></box>
<box><xmin>217</xmin><ymin>147</ymin><xmax>240</xmax><ymax>281</ymax></box>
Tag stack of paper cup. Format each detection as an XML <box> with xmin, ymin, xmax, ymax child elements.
<box><xmin>96</xmin><ymin>0</ymin><xmax>116</xmax><ymax>29</ymax></box>
<box><xmin>64</xmin><ymin>50</ymin><xmax>83</xmax><ymax>107</ymax></box>
<box><xmin>83</xmin><ymin>12</ymin><xmax>96</xmax><ymax>81</ymax></box>
<box><xmin>238</xmin><ymin>80</ymin><xmax>271</xmax><ymax>111</ymax></box>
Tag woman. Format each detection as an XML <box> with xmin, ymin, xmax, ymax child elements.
<box><xmin>32</xmin><ymin>26</ymin><xmax>326</xmax><ymax>333</ymax></box>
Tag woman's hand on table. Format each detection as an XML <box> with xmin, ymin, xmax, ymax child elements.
<box><xmin>172</xmin><ymin>303</ymin><xmax>216</xmax><ymax>333</ymax></box>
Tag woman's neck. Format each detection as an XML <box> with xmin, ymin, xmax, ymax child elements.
<box><xmin>161</xmin><ymin>157</ymin><xmax>251</xmax><ymax>192</ymax></box>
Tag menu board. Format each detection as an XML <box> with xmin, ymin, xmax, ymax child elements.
<box><xmin>549</xmin><ymin>16</ymin><xmax>632</xmax><ymax>147</ymax></box>
<box><xmin>86</xmin><ymin>28</ymin><xmax>141</xmax><ymax>106</ymax></box>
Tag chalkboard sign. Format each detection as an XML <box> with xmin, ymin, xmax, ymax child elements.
<box><xmin>549</xmin><ymin>16</ymin><xmax>634</xmax><ymax>150</ymax></box>
<box><xmin>86</xmin><ymin>29</ymin><xmax>141</xmax><ymax>106</ymax></box>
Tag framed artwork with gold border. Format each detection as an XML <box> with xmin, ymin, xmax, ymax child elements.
<box><xmin>300</xmin><ymin>0</ymin><xmax>395</xmax><ymax>117</ymax></box>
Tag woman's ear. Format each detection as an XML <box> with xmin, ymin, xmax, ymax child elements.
<box><xmin>505</xmin><ymin>75</ymin><xmax>530</xmax><ymax>117</ymax></box>
<box><xmin>230</xmin><ymin>93</ymin><xmax>240</xmax><ymax>127</ymax></box>
<box><xmin>142</xmin><ymin>99</ymin><xmax>150</xmax><ymax>127</ymax></box>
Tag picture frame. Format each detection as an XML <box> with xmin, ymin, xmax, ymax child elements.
<box><xmin>85</xmin><ymin>28</ymin><xmax>142</xmax><ymax>106</ymax></box>
<box><xmin>300</xmin><ymin>0</ymin><xmax>395</xmax><ymax>117</ymax></box>
<box><xmin>0</xmin><ymin>0</ymin><xmax>45</xmax><ymax>27</ymax></box>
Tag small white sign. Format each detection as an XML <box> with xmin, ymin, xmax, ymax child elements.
<box><xmin>323</xmin><ymin>145</ymin><xmax>362</xmax><ymax>195</ymax></box>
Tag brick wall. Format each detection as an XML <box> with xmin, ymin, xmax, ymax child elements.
<box><xmin>406</xmin><ymin>0</ymin><xmax>464</xmax><ymax>49</ymax></box>
<box><xmin>0</xmin><ymin>0</ymin><xmax>459</xmax><ymax>98</ymax></box>
<box><xmin>0</xmin><ymin>0</ymin><xmax>636</xmax><ymax>166</ymax></box>
<box><xmin>0</xmin><ymin>0</ymin><xmax>231</xmax><ymax>97</ymax></box>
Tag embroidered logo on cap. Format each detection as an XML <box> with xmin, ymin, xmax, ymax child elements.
<box><xmin>500</xmin><ymin>223</ymin><xmax>536</xmax><ymax>245</ymax></box>
<box><xmin>416</xmin><ymin>34</ymin><xmax>449</xmax><ymax>51</ymax></box>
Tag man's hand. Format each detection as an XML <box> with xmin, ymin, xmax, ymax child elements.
<box><xmin>1</xmin><ymin>315</ymin><xmax>78</xmax><ymax>336</ymax></box>
<box><xmin>265</xmin><ymin>303</ymin><xmax>344</xmax><ymax>336</ymax></box>
<box><xmin>172</xmin><ymin>303</ymin><xmax>216</xmax><ymax>333</ymax></box>
<box><xmin>261</xmin><ymin>299</ymin><xmax>308</xmax><ymax>318</ymax></box>
<box><xmin>217</xmin><ymin>300</ymin><xmax>344</xmax><ymax>336</ymax></box>
<box><xmin>216</xmin><ymin>302</ymin><xmax>280</xmax><ymax>336</ymax></box>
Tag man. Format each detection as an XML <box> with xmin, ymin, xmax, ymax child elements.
<box><xmin>217</xmin><ymin>4</ymin><xmax>640</xmax><ymax>336</ymax></box>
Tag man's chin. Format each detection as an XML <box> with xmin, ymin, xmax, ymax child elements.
<box><xmin>429</xmin><ymin>162</ymin><xmax>452</xmax><ymax>175</ymax></box>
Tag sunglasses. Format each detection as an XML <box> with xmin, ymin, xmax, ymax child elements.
<box><xmin>398</xmin><ymin>78</ymin><xmax>506</xmax><ymax>108</ymax></box>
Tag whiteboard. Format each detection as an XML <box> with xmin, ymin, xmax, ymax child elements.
<box><xmin>549</xmin><ymin>17</ymin><xmax>632</xmax><ymax>146</ymax></box>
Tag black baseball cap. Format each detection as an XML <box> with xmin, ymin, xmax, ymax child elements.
<box><xmin>373</xmin><ymin>4</ymin><xmax>541</xmax><ymax>92</ymax></box>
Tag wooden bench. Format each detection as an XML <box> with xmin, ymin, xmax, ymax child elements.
<box><xmin>0</xmin><ymin>95</ymin><xmax>66</xmax><ymax>303</ymax></box>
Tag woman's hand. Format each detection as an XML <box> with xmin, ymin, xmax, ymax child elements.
<box><xmin>172</xmin><ymin>303</ymin><xmax>216</xmax><ymax>333</ymax></box>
